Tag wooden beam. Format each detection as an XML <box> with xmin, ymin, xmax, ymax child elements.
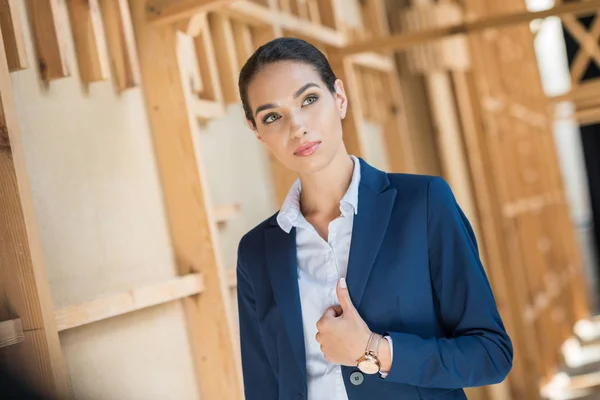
<box><xmin>152</xmin><ymin>0</ymin><xmax>345</xmax><ymax>47</ymax></box>
<box><xmin>0</xmin><ymin>0</ymin><xmax>28</xmax><ymax>71</ymax></box>
<box><xmin>188</xmin><ymin>15</ymin><xmax>224</xmax><ymax>103</ymax></box>
<box><xmin>349</xmin><ymin>52</ymin><xmax>395</xmax><ymax>73</ymax></box>
<box><xmin>0</xmin><ymin>21</ymin><xmax>71</xmax><ymax>399</ymax></box>
<box><xmin>189</xmin><ymin>98</ymin><xmax>226</xmax><ymax>122</ymax></box>
<box><xmin>100</xmin><ymin>0</ymin><xmax>141</xmax><ymax>91</ymax></box>
<box><xmin>223</xmin><ymin>1</ymin><xmax>346</xmax><ymax>46</ymax></box>
<box><xmin>26</xmin><ymin>0</ymin><xmax>70</xmax><ymax>80</ymax></box>
<box><xmin>67</xmin><ymin>0</ymin><xmax>111</xmax><ymax>83</ymax></box>
<box><xmin>231</xmin><ymin>21</ymin><xmax>254</xmax><ymax>70</ymax></box>
<box><xmin>333</xmin><ymin>0</ymin><xmax>600</xmax><ymax>56</ymax></box>
<box><xmin>55</xmin><ymin>274</ymin><xmax>205</xmax><ymax>332</ymax></box>
<box><xmin>130</xmin><ymin>1</ymin><xmax>243</xmax><ymax>398</ymax></box>
<box><xmin>331</xmin><ymin>58</ymin><xmax>367</xmax><ymax>158</ymax></box>
<box><xmin>214</xmin><ymin>203</ymin><xmax>240</xmax><ymax>224</ymax></box>
<box><xmin>147</xmin><ymin>0</ymin><xmax>234</xmax><ymax>26</ymax></box>
<box><xmin>0</xmin><ymin>318</ymin><xmax>24</xmax><ymax>348</ymax></box>
<box><xmin>208</xmin><ymin>13</ymin><xmax>240</xmax><ymax>103</ymax></box>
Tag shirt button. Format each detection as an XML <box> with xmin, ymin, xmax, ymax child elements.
<box><xmin>350</xmin><ymin>371</ymin><xmax>364</xmax><ymax>385</ymax></box>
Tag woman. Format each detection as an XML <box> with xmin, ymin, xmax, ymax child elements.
<box><xmin>235</xmin><ymin>37</ymin><xmax>513</xmax><ymax>400</ymax></box>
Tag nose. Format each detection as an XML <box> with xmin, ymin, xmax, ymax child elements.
<box><xmin>289</xmin><ymin>111</ymin><xmax>307</xmax><ymax>139</ymax></box>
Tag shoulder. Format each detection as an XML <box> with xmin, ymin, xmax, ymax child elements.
<box><xmin>385</xmin><ymin>172</ymin><xmax>455</xmax><ymax>204</ymax></box>
<box><xmin>237</xmin><ymin>210</ymin><xmax>278</xmax><ymax>263</ymax></box>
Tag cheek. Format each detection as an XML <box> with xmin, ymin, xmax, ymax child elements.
<box><xmin>309</xmin><ymin>102</ymin><xmax>342</xmax><ymax>137</ymax></box>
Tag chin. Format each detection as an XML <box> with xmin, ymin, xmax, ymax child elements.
<box><xmin>289</xmin><ymin>150</ymin><xmax>335</xmax><ymax>175</ymax></box>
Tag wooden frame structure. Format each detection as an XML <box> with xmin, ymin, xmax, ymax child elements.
<box><xmin>0</xmin><ymin>0</ymin><xmax>598</xmax><ymax>399</ymax></box>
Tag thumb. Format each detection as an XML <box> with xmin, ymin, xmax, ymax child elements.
<box><xmin>336</xmin><ymin>278</ymin><xmax>355</xmax><ymax>314</ymax></box>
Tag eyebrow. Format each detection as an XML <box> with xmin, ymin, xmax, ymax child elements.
<box><xmin>254</xmin><ymin>82</ymin><xmax>321</xmax><ymax>118</ymax></box>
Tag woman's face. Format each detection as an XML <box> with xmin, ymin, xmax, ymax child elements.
<box><xmin>246</xmin><ymin>61</ymin><xmax>348</xmax><ymax>175</ymax></box>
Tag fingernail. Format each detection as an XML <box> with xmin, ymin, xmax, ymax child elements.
<box><xmin>339</xmin><ymin>278</ymin><xmax>347</xmax><ymax>289</ymax></box>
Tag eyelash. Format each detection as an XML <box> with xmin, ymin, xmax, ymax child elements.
<box><xmin>262</xmin><ymin>95</ymin><xmax>319</xmax><ymax>125</ymax></box>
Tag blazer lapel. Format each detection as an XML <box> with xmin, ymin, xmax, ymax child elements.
<box><xmin>346</xmin><ymin>160</ymin><xmax>397</xmax><ymax>308</ymax></box>
<box><xmin>265</xmin><ymin>224</ymin><xmax>307</xmax><ymax>380</ymax></box>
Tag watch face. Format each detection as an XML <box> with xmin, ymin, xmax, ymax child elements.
<box><xmin>357</xmin><ymin>359</ymin><xmax>380</xmax><ymax>375</ymax></box>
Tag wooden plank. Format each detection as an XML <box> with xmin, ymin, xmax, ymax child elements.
<box><xmin>130</xmin><ymin>2</ymin><xmax>243</xmax><ymax>398</ymax></box>
<box><xmin>452</xmin><ymin>68</ymin><xmax>537</xmax><ymax>400</ymax></box>
<box><xmin>221</xmin><ymin>1</ymin><xmax>346</xmax><ymax>47</ymax></box>
<box><xmin>0</xmin><ymin>318</ymin><xmax>24</xmax><ymax>348</ymax></box>
<box><xmin>100</xmin><ymin>0</ymin><xmax>141</xmax><ymax>91</ymax></box>
<box><xmin>330</xmin><ymin>58</ymin><xmax>367</xmax><ymax>159</ymax></box>
<box><xmin>0</xmin><ymin>22</ymin><xmax>71</xmax><ymax>399</ymax></box>
<box><xmin>334</xmin><ymin>0</ymin><xmax>600</xmax><ymax>56</ymax></box>
<box><xmin>208</xmin><ymin>13</ymin><xmax>240</xmax><ymax>104</ymax></box>
<box><xmin>214</xmin><ymin>203</ymin><xmax>240</xmax><ymax>224</ymax></box>
<box><xmin>26</xmin><ymin>0</ymin><xmax>70</xmax><ymax>80</ymax></box>
<box><xmin>147</xmin><ymin>0</ymin><xmax>234</xmax><ymax>25</ymax></box>
<box><xmin>232</xmin><ymin>21</ymin><xmax>254</xmax><ymax>66</ymax></box>
<box><xmin>189</xmin><ymin>98</ymin><xmax>225</xmax><ymax>122</ymax></box>
<box><xmin>67</xmin><ymin>0</ymin><xmax>111</xmax><ymax>83</ymax></box>
<box><xmin>379</xmin><ymin>70</ymin><xmax>417</xmax><ymax>173</ymax></box>
<box><xmin>0</xmin><ymin>0</ymin><xmax>28</xmax><ymax>71</ymax></box>
<box><xmin>563</xmin><ymin>14</ymin><xmax>600</xmax><ymax>85</ymax></box>
<box><xmin>306</xmin><ymin>0</ymin><xmax>321</xmax><ymax>25</ymax></box>
<box><xmin>349</xmin><ymin>53</ymin><xmax>395</xmax><ymax>73</ymax></box>
<box><xmin>316</xmin><ymin>0</ymin><xmax>344</xmax><ymax>30</ymax></box>
<box><xmin>55</xmin><ymin>274</ymin><xmax>205</xmax><ymax>332</ymax></box>
<box><xmin>192</xmin><ymin>17</ymin><xmax>224</xmax><ymax>103</ymax></box>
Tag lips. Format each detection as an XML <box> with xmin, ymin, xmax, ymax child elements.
<box><xmin>294</xmin><ymin>141</ymin><xmax>321</xmax><ymax>157</ymax></box>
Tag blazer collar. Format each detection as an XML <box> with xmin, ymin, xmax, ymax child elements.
<box><xmin>264</xmin><ymin>157</ymin><xmax>396</xmax><ymax>381</ymax></box>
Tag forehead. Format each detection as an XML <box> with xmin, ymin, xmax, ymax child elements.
<box><xmin>247</xmin><ymin>61</ymin><xmax>324</xmax><ymax>109</ymax></box>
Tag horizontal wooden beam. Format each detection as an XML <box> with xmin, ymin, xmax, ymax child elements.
<box><xmin>0</xmin><ymin>318</ymin><xmax>24</xmax><ymax>348</ymax></box>
<box><xmin>332</xmin><ymin>0</ymin><xmax>600</xmax><ymax>57</ymax></box>
<box><xmin>224</xmin><ymin>1</ymin><xmax>346</xmax><ymax>46</ymax></box>
<box><xmin>190</xmin><ymin>98</ymin><xmax>225</xmax><ymax>122</ymax></box>
<box><xmin>55</xmin><ymin>273</ymin><xmax>205</xmax><ymax>331</ymax></box>
<box><xmin>214</xmin><ymin>203</ymin><xmax>240</xmax><ymax>224</ymax></box>
<box><xmin>149</xmin><ymin>0</ymin><xmax>346</xmax><ymax>47</ymax></box>
<box><xmin>147</xmin><ymin>0</ymin><xmax>234</xmax><ymax>26</ymax></box>
<box><xmin>349</xmin><ymin>52</ymin><xmax>395</xmax><ymax>72</ymax></box>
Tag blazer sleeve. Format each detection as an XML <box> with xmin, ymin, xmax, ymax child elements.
<box><xmin>236</xmin><ymin>236</ymin><xmax>278</xmax><ymax>399</ymax></box>
<box><xmin>382</xmin><ymin>176</ymin><xmax>513</xmax><ymax>388</ymax></box>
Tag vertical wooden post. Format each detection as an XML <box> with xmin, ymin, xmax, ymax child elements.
<box><xmin>129</xmin><ymin>1</ymin><xmax>243</xmax><ymax>398</ymax></box>
<box><xmin>0</xmin><ymin>22</ymin><xmax>71</xmax><ymax>400</ymax></box>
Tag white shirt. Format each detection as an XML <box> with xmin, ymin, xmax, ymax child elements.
<box><xmin>276</xmin><ymin>156</ymin><xmax>391</xmax><ymax>400</ymax></box>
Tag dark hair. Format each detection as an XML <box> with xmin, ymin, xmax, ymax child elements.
<box><xmin>238</xmin><ymin>37</ymin><xmax>338</xmax><ymax>127</ymax></box>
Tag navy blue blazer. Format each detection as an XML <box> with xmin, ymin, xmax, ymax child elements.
<box><xmin>236</xmin><ymin>158</ymin><xmax>513</xmax><ymax>400</ymax></box>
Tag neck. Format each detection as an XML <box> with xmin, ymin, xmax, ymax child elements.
<box><xmin>298</xmin><ymin>147</ymin><xmax>354</xmax><ymax>219</ymax></box>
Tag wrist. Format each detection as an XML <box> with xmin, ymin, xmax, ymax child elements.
<box><xmin>379</xmin><ymin>336</ymin><xmax>392</xmax><ymax>372</ymax></box>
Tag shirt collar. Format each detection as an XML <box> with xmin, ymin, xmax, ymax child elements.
<box><xmin>276</xmin><ymin>155</ymin><xmax>361</xmax><ymax>233</ymax></box>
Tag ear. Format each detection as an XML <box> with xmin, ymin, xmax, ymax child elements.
<box><xmin>333</xmin><ymin>79</ymin><xmax>348</xmax><ymax>120</ymax></box>
<box><xmin>246</xmin><ymin>119</ymin><xmax>264</xmax><ymax>142</ymax></box>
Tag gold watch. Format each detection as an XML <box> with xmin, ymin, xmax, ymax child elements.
<box><xmin>356</xmin><ymin>332</ymin><xmax>382</xmax><ymax>374</ymax></box>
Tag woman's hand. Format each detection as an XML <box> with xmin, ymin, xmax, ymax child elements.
<box><xmin>315</xmin><ymin>278</ymin><xmax>391</xmax><ymax>370</ymax></box>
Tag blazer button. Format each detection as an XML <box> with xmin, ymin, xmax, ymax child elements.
<box><xmin>350</xmin><ymin>371</ymin><xmax>364</xmax><ymax>386</ymax></box>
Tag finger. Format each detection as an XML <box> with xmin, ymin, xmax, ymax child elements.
<box><xmin>336</xmin><ymin>278</ymin><xmax>355</xmax><ymax>314</ymax></box>
<box><xmin>331</xmin><ymin>305</ymin><xmax>343</xmax><ymax>317</ymax></box>
<box><xmin>316</xmin><ymin>307</ymin><xmax>337</xmax><ymax>331</ymax></box>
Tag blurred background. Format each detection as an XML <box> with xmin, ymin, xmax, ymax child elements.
<box><xmin>1</xmin><ymin>0</ymin><xmax>600</xmax><ymax>399</ymax></box>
